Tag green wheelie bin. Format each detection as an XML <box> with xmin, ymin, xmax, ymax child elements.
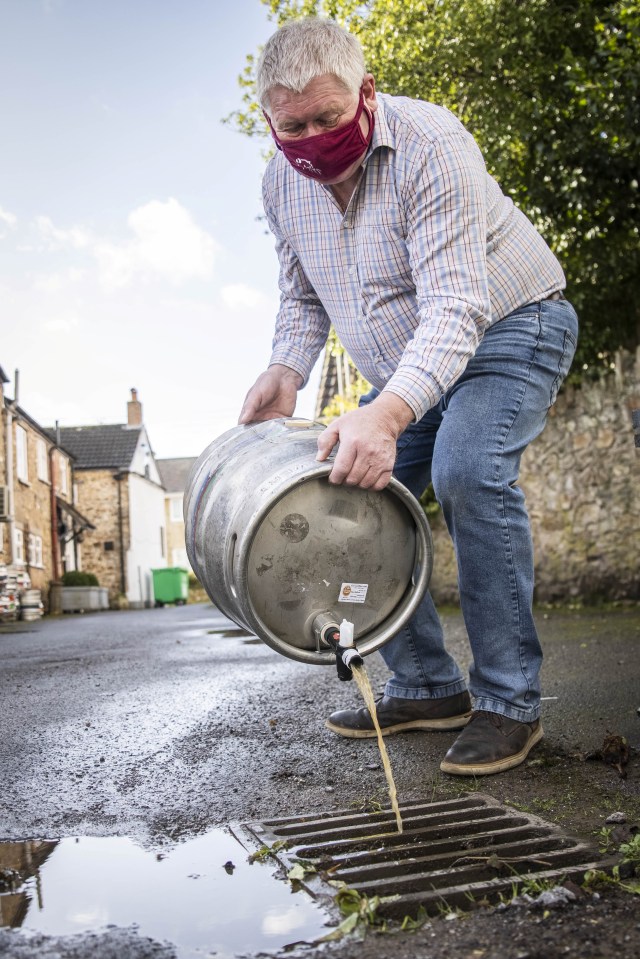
<box><xmin>152</xmin><ymin>567</ymin><xmax>189</xmax><ymax>606</ymax></box>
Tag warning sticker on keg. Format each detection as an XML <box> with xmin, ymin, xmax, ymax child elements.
<box><xmin>338</xmin><ymin>582</ymin><xmax>368</xmax><ymax>604</ymax></box>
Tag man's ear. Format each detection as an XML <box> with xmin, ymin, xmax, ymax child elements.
<box><xmin>362</xmin><ymin>73</ymin><xmax>378</xmax><ymax>112</ymax></box>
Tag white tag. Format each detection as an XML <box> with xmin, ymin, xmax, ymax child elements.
<box><xmin>338</xmin><ymin>583</ymin><xmax>368</xmax><ymax>604</ymax></box>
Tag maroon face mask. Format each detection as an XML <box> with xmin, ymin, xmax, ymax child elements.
<box><xmin>266</xmin><ymin>90</ymin><xmax>375</xmax><ymax>182</ymax></box>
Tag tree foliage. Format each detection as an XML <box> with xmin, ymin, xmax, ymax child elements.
<box><xmin>319</xmin><ymin>327</ymin><xmax>371</xmax><ymax>420</ymax></box>
<box><xmin>232</xmin><ymin>0</ymin><xmax>640</xmax><ymax>372</ymax></box>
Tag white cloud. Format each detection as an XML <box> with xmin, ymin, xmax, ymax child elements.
<box><xmin>0</xmin><ymin>205</ymin><xmax>17</xmax><ymax>239</ymax></box>
<box><xmin>220</xmin><ymin>283</ymin><xmax>271</xmax><ymax>311</ymax></box>
<box><xmin>35</xmin><ymin>215</ymin><xmax>92</xmax><ymax>250</ymax></box>
<box><xmin>30</xmin><ymin>198</ymin><xmax>218</xmax><ymax>290</ymax></box>
<box><xmin>34</xmin><ymin>268</ymin><xmax>86</xmax><ymax>293</ymax></box>
<box><xmin>0</xmin><ymin>206</ymin><xmax>17</xmax><ymax>228</ymax></box>
<box><xmin>41</xmin><ymin>314</ymin><xmax>82</xmax><ymax>334</ymax></box>
<box><xmin>93</xmin><ymin>198</ymin><xmax>218</xmax><ymax>289</ymax></box>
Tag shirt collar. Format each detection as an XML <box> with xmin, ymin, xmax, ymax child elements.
<box><xmin>365</xmin><ymin>94</ymin><xmax>396</xmax><ymax>161</ymax></box>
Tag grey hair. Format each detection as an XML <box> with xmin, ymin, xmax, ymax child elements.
<box><xmin>256</xmin><ymin>17</ymin><xmax>366</xmax><ymax>111</ymax></box>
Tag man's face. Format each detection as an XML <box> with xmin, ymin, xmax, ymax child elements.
<box><xmin>266</xmin><ymin>73</ymin><xmax>377</xmax><ymax>185</ymax></box>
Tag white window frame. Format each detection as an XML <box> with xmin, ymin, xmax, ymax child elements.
<box><xmin>169</xmin><ymin>494</ymin><xmax>184</xmax><ymax>523</ymax></box>
<box><xmin>14</xmin><ymin>528</ymin><xmax>25</xmax><ymax>565</ymax></box>
<box><xmin>36</xmin><ymin>438</ymin><xmax>49</xmax><ymax>482</ymax></box>
<box><xmin>0</xmin><ymin>522</ymin><xmax>4</xmax><ymax>553</ymax></box>
<box><xmin>58</xmin><ymin>454</ymin><xmax>68</xmax><ymax>495</ymax></box>
<box><xmin>15</xmin><ymin>425</ymin><xmax>28</xmax><ymax>483</ymax></box>
<box><xmin>27</xmin><ymin>533</ymin><xmax>43</xmax><ymax>568</ymax></box>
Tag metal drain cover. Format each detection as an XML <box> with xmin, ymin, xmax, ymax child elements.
<box><xmin>239</xmin><ymin>793</ymin><xmax>601</xmax><ymax>918</ymax></box>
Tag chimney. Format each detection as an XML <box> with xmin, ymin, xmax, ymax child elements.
<box><xmin>127</xmin><ymin>388</ymin><xmax>142</xmax><ymax>427</ymax></box>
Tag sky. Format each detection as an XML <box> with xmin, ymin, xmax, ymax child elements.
<box><xmin>0</xmin><ymin>0</ymin><xmax>323</xmax><ymax>459</ymax></box>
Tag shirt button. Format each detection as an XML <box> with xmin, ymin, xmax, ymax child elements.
<box><xmin>348</xmin><ymin>266</ymin><xmax>356</xmax><ymax>275</ymax></box>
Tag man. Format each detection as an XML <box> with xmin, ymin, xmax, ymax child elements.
<box><xmin>239</xmin><ymin>17</ymin><xmax>578</xmax><ymax>776</ymax></box>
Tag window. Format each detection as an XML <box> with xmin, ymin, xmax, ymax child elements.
<box><xmin>36</xmin><ymin>438</ymin><xmax>49</xmax><ymax>482</ymax></box>
<box><xmin>15</xmin><ymin>426</ymin><xmax>28</xmax><ymax>482</ymax></box>
<box><xmin>14</xmin><ymin>528</ymin><xmax>24</xmax><ymax>565</ymax></box>
<box><xmin>0</xmin><ymin>523</ymin><xmax>4</xmax><ymax>553</ymax></box>
<box><xmin>58</xmin><ymin>454</ymin><xmax>68</xmax><ymax>495</ymax></box>
<box><xmin>169</xmin><ymin>495</ymin><xmax>184</xmax><ymax>523</ymax></box>
<box><xmin>27</xmin><ymin>533</ymin><xmax>44</xmax><ymax>568</ymax></box>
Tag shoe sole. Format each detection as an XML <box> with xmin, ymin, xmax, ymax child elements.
<box><xmin>325</xmin><ymin>712</ymin><xmax>472</xmax><ymax>739</ymax></box>
<box><xmin>439</xmin><ymin>724</ymin><xmax>544</xmax><ymax>776</ymax></box>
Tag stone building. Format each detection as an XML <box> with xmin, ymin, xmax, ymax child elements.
<box><xmin>51</xmin><ymin>390</ymin><xmax>167</xmax><ymax>608</ymax></box>
<box><xmin>1</xmin><ymin>365</ymin><xmax>92</xmax><ymax>600</ymax></box>
<box><xmin>0</xmin><ymin>839</ymin><xmax>59</xmax><ymax>927</ymax></box>
<box><xmin>156</xmin><ymin>457</ymin><xmax>197</xmax><ymax>571</ymax></box>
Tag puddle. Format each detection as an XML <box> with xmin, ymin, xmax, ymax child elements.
<box><xmin>0</xmin><ymin>829</ymin><xmax>330</xmax><ymax>957</ymax></box>
<box><xmin>177</xmin><ymin>627</ymin><xmax>256</xmax><ymax>641</ymax></box>
<box><xmin>206</xmin><ymin>628</ymin><xmax>255</xmax><ymax>640</ymax></box>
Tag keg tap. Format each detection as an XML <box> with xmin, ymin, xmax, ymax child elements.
<box><xmin>312</xmin><ymin>614</ymin><xmax>363</xmax><ymax>681</ymax></box>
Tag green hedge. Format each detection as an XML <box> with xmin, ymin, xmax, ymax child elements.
<box><xmin>61</xmin><ymin>570</ymin><xmax>99</xmax><ymax>587</ymax></box>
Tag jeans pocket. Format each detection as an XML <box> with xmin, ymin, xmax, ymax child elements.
<box><xmin>550</xmin><ymin>328</ymin><xmax>577</xmax><ymax>405</ymax></box>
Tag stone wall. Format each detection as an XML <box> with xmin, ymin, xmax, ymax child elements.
<box><xmin>74</xmin><ymin>469</ymin><xmax>130</xmax><ymax>604</ymax></box>
<box><xmin>428</xmin><ymin>348</ymin><xmax>640</xmax><ymax>605</ymax></box>
<box><xmin>165</xmin><ymin>494</ymin><xmax>190</xmax><ymax>569</ymax></box>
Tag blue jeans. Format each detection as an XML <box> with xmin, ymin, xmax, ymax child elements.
<box><xmin>361</xmin><ymin>297</ymin><xmax>578</xmax><ymax>722</ymax></box>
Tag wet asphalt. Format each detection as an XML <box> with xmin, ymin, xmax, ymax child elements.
<box><xmin>1</xmin><ymin>602</ymin><xmax>639</xmax><ymax>957</ymax></box>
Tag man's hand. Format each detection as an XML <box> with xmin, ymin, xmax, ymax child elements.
<box><xmin>238</xmin><ymin>364</ymin><xmax>304</xmax><ymax>424</ymax></box>
<box><xmin>316</xmin><ymin>392</ymin><xmax>414</xmax><ymax>490</ymax></box>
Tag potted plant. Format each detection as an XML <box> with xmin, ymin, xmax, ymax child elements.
<box><xmin>50</xmin><ymin>571</ymin><xmax>110</xmax><ymax>613</ymax></box>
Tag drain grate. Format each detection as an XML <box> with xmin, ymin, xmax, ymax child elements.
<box><xmin>239</xmin><ymin>793</ymin><xmax>601</xmax><ymax>918</ymax></box>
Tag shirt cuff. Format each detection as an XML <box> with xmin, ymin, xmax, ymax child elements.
<box><xmin>382</xmin><ymin>370</ymin><xmax>442</xmax><ymax>422</ymax></box>
<box><xmin>268</xmin><ymin>346</ymin><xmax>314</xmax><ymax>388</ymax></box>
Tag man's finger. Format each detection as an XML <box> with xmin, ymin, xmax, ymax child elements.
<box><xmin>316</xmin><ymin>426</ymin><xmax>339</xmax><ymax>462</ymax></box>
<box><xmin>371</xmin><ymin>468</ymin><xmax>393</xmax><ymax>491</ymax></box>
<box><xmin>327</xmin><ymin>445</ymin><xmax>358</xmax><ymax>484</ymax></box>
<box><xmin>238</xmin><ymin>406</ymin><xmax>253</xmax><ymax>425</ymax></box>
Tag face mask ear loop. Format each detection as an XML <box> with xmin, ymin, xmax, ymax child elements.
<box><xmin>263</xmin><ymin>110</ymin><xmax>283</xmax><ymax>151</ymax></box>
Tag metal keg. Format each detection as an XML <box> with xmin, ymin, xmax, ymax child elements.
<box><xmin>184</xmin><ymin>418</ymin><xmax>432</xmax><ymax>666</ymax></box>
<box><xmin>20</xmin><ymin>589</ymin><xmax>43</xmax><ymax>622</ymax></box>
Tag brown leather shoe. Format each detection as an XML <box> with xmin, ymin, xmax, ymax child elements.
<box><xmin>325</xmin><ymin>691</ymin><xmax>472</xmax><ymax>739</ymax></box>
<box><xmin>440</xmin><ymin>710</ymin><xmax>543</xmax><ymax>776</ymax></box>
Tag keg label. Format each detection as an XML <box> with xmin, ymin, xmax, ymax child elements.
<box><xmin>338</xmin><ymin>582</ymin><xmax>368</xmax><ymax>603</ymax></box>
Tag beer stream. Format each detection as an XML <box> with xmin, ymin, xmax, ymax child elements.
<box><xmin>351</xmin><ymin>662</ymin><xmax>403</xmax><ymax>834</ymax></box>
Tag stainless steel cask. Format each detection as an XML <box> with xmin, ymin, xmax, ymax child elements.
<box><xmin>184</xmin><ymin>419</ymin><xmax>432</xmax><ymax>665</ymax></box>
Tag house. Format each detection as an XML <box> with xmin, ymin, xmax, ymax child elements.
<box><xmin>156</xmin><ymin>457</ymin><xmax>197</xmax><ymax>571</ymax></box>
<box><xmin>1</xmin><ymin>365</ymin><xmax>93</xmax><ymax>605</ymax></box>
<box><xmin>49</xmin><ymin>390</ymin><xmax>167</xmax><ymax>608</ymax></box>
